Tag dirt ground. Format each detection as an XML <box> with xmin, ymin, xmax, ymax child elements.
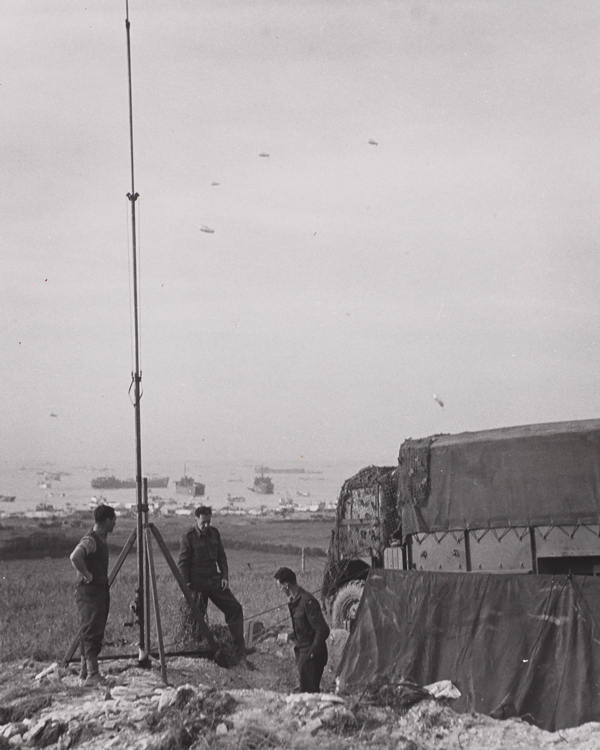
<box><xmin>2</xmin><ymin>632</ymin><xmax>600</xmax><ymax>750</ymax></box>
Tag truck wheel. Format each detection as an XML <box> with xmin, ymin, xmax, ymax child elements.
<box><xmin>331</xmin><ymin>582</ymin><xmax>365</xmax><ymax>631</ymax></box>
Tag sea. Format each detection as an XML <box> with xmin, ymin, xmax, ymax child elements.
<box><xmin>0</xmin><ymin>459</ymin><xmax>363</xmax><ymax>519</ymax></box>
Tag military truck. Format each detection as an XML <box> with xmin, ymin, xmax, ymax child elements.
<box><xmin>322</xmin><ymin>419</ymin><xmax>600</xmax><ymax>629</ymax></box>
<box><xmin>321</xmin><ymin>464</ymin><xmax>399</xmax><ymax>628</ymax></box>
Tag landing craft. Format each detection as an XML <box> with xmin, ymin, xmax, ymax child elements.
<box><xmin>433</xmin><ymin>394</ymin><xmax>444</xmax><ymax>408</ymax></box>
<box><xmin>50</xmin><ymin>413</ymin><xmax>58</xmax><ymax>417</ymax></box>
<box><xmin>211</xmin><ymin>181</ymin><xmax>220</xmax><ymax>186</ymax></box>
<box><xmin>200</xmin><ymin>225</ymin><xmax>214</xmax><ymax>234</ymax></box>
<box><xmin>368</xmin><ymin>139</ymin><xmax>378</xmax><ymax>145</ymax></box>
<box><xmin>259</xmin><ymin>152</ymin><xmax>270</xmax><ymax>157</ymax></box>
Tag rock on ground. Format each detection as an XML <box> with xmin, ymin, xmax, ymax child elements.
<box><xmin>1</xmin><ymin>643</ymin><xmax>600</xmax><ymax>750</ymax></box>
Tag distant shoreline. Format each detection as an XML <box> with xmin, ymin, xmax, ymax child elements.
<box><xmin>254</xmin><ymin>466</ymin><xmax>324</xmax><ymax>475</ymax></box>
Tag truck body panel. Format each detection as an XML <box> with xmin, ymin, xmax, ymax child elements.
<box><xmin>325</xmin><ymin>420</ymin><xmax>600</xmax><ymax>625</ymax></box>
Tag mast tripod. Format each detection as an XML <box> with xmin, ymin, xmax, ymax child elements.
<box><xmin>125</xmin><ymin>0</ymin><xmax>147</xmax><ymax>665</ymax></box>
<box><xmin>62</xmin><ymin>2</ymin><xmax>223</xmax><ymax>682</ymax></box>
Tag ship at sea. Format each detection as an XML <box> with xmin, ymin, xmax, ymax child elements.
<box><xmin>91</xmin><ymin>476</ymin><xmax>169</xmax><ymax>490</ymax></box>
<box><xmin>227</xmin><ymin>494</ymin><xmax>246</xmax><ymax>505</ymax></box>
<box><xmin>36</xmin><ymin>502</ymin><xmax>55</xmax><ymax>512</ymax></box>
<box><xmin>175</xmin><ymin>475</ymin><xmax>205</xmax><ymax>497</ymax></box>
<box><xmin>250</xmin><ymin>474</ymin><xmax>274</xmax><ymax>494</ymax></box>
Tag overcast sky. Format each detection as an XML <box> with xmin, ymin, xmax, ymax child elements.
<box><xmin>2</xmin><ymin>0</ymin><xmax>600</xmax><ymax>469</ymax></box>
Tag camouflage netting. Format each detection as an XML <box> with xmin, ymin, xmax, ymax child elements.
<box><xmin>356</xmin><ymin>677</ymin><xmax>432</xmax><ymax>713</ymax></box>
<box><xmin>322</xmin><ymin>466</ymin><xmax>398</xmax><ymax>602</ymax></box>
<box><xmin>397</xmin><ymin>438</ymin><xmax>434</xmax><ymax>536</ymax></box>
<box><xmin>171</xmin><ymin>594</ymin><xmax>241</xmax><ymax>667</ymax></box>
<box><xmin>321</xmin><ymin>551</ymin><xmax>358</xmax><ymax>604</ymax></box>
<box><xmin>380</xmin><ymin>467</ymin><xmax>401</xmax><ymax>546</ymax></box>
<box><xmin>173</xmin><ymin>591</ymin><xmax>208</xmax><ymax>646</ymax></box>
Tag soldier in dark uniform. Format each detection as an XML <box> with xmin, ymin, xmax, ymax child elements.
<box><xmin>70</xmin><ymin>504</ymin><xmax>116</xmax><ymax>684</ymax></box>
<box><xmin>275</xmin><ymin>566</ymin><xmax>330</xmax><ymax>692</ymax></box>
<box><xmin>177</xmin><ymin>506</ymin><xmax>251</xmax><ymax>658</ymax></box>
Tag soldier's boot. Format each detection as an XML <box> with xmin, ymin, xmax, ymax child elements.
<box><xmin>85</xmin><ymin>654</ymin><xmax>106</xmax><ymax>685</ymax></box>
<box><xmin>234</xmin><ymin>631</ymin><xmax>256</xmax><ymax>658</ymax></box>
<box><xmin>85</xmin><ymin>673</ymin><xmax>107</xmax><ymax>686</ymax></box>
<box><xmin>234</xmin><ymin>638</ymin><xmax>256</xmax><ymax>670</ymax></box>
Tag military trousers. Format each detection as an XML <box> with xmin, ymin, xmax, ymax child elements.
<box><xmin>295</xmin><ymin>643</ymin><xmax>328</xmax><ymax>693</ymax></box>
<box><xmin>196</xmin><ymin>585</ymin><xmax>245</xmax><ymax>651</ymax></box>
<box><xmin>75</xmin><ymin>582</ymin><xmax>110</xmax><ymax>659</ymax></box>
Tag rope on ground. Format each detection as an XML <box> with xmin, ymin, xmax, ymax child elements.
<box><xmin>244</xmin><ymin>586</ymin><xmax>324</xmax><ymax>622</ymax></box>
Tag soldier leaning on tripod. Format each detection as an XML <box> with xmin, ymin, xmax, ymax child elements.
<box><xmin>70</xmin><ymin>504</ymin><xmax>116</xmax><ymax>685</ymax></box>
<box><xmin>177</xmin><ymin>505</ymin><xmax>253</xmax><ymax>660</ymax></box>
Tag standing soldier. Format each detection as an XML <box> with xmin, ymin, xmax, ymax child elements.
<box><xmin>70</xmin><ymin>504</ymin><xmax>116</xmax><ymax>684</ymax></box>
<box><xmin>177</xmin><ymin>506</ymin><xmax>253</xmax><ymax>660</ymax></box>
<box><xmin>275</xmin><ymin>566</ymin><xmax>330</xmax><ymax>692</ymax></box>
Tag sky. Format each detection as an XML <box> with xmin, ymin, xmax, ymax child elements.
<box><xmin>2</xmin><ymin>0</ymin><xmax>600</xmax><ymax>470</ymax></box>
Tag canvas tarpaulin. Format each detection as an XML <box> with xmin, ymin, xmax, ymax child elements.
<box><xmin>400</xmin><ymin>419</ymin><xmax>600</xmax><ymax>535</ymax></box>
<box><xmin>337</xmin><ymin>569</ymin><xmax>600</xmax><ymax>731</ymax></box>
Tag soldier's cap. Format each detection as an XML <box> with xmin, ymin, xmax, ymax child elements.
<box><xmin>195</xmin><ymin>505</ymin><xmax>213</xmax><ymax>517</ymax></box>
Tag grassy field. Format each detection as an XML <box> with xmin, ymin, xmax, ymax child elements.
<box><xmin>0</xmin><ymin>516</ymin><xmax>330</xmax><ymax>662</ymax></box>
<box><xmin>0</xmin><ymin>513</ymin><xmax>333</xmax><ymax>560</ymax></box>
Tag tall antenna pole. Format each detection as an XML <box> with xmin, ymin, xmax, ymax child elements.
<box><xmin>125</xmin><ymin>0</ymin><xmax>147</xmax><ymax>663</ymax></box>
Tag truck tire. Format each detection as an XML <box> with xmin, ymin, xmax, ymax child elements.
<box><xmin>331</xmin><ymin>581</ymin><xmax>365</xmax><ymax>631</ymax></box>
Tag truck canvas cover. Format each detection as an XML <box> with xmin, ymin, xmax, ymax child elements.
<box><xmin>337</xmin><ymin>568</ymin><xmax>600</xmax><ymax>731</ymax></box>
<box><xmin>400</xmin><ymin>419</ymin><xmax>600</xmax><ymax>534</ymax></box>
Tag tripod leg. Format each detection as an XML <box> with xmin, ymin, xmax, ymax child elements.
<box><xmin>62</xmin><ymin>528</ymin><xmax>138</xmax><ymax>667</ymax></box>
<box><xmin>109</xmin><ymin>528</ymin><xmax>139</xmax><ymax>586</ymax></box>
<box><xmin>142</xmin><ymin>481</ymin><xmax>151</xmax><ymax>664</ymax></box>
<box><xmin>79</xmin><ymin>640</ymin><xmax>87</xmax><ymax>680</ymax></box>
<box><xmin>144</xmin><ymin>528</ymin><xmax>168</xmax><ymax>685</ymax></box>
<box><xmin>148</xmin><ymin>523</ymin><xmax>218</xmax><ymax>653</ymax></box>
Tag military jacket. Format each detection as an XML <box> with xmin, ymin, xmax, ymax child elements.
<box><xmin>177</xmin><ymin>524</ymin><xmax>229</xmax><ymax>591</ymax></box>
<box><xmin>288</xmin><ymin>586</ymin><xmax>330</xmax><ymax>652</ymax></box>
